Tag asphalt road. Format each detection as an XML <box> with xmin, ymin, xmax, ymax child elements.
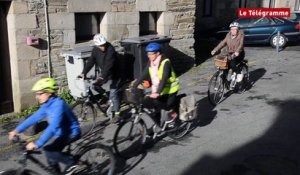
<box><xmin>1</xmin><ymin>44</ymin><xmax>300</xmax><ymax>175</ymax></box>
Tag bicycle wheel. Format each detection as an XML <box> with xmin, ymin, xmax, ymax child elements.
<box><xmin>0</xmin><ymin>169</ymin><xmax>40</xmax><ymax>175</ymax></box>
<box><xmin>236</xmin><ymin>64</ymin><xmax>249</xmax><ymax>93</ymax></box>
<box><xmin>75</xmin><ymin>144</ymin><xmax>115</xmax><ymax>175</ymax></box>
<box><xmin>72</xmin><ymin>101</ymin><xmax>96</xmax><ymax>136</ymax></box>
<box><xmin>167</xmin><ymin>119</ymin><xmax>192</xmax><ymax>140</ymax></box>
<box><xmin>113</xmin><ymin>118</ymin><xmax>147</xmax><ymax>158</ymax></box>
<box><xmin>208</xmin><ymin>71</ymin><xmax>225</xmax><ymax>105</ymax></box>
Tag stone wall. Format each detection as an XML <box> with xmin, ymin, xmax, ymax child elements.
<box><xmin>8</xmin><ymin>0</ymin><xmax>195</xmax><ymax>111</ymax></box>
<box><xmin>9</xmin><ymin>0</ymin><xmax>297</xmax><ymax>111</ymax></box>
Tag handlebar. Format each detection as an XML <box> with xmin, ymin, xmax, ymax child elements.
<box><xmin>11</xmin><ymin>135</ymin><xmax>42</xmax><ymax>155</ymax></box>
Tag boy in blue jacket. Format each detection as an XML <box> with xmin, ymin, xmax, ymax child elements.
<box><xmin>8</xmin><ymin>78</ymin><xmax>81</xmax><ymax>175</ymax></box>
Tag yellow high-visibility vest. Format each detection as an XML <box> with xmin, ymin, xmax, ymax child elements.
<box><xmin>149</xmin><ymin>58</ymin><xmax>180</xmax><ymax>95</ymax></box>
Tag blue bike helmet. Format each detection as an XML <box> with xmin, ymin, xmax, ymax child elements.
<box><xmin>145</xmin><ymin>42</ymin><xmax>161</xmax><ymax>52</ymax></box>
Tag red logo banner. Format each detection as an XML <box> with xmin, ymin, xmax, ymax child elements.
<box><xmin>238</xmin><ymin>8</ymin><xmax>290</xmax><ymax>18</ymax></box>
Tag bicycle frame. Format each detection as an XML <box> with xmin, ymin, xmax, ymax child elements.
<box><xmin>129</xmin><ymin>103</ymin><xmax>180</xmax><ymax>139</ymax></box>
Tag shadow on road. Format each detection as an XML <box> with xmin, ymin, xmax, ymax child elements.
<box><xmin>180</xmin><ymin>99</ymin><xmax>300</xmax><ymax>175</ymax></box>
<box><xmin>246</xmin><ymin>67</ymin><xmax>267</xmax><ymax>91</ymax></box>
<box><xmin>194</xmin><ymin>96</ymin><xmax>218</xmax><ymax>127</ymax></box>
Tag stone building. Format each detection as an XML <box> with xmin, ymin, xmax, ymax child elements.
<box><xmin>0</xmin><ymin>0</ymin><xmax>299</xmax><ymax>114</ymax></box>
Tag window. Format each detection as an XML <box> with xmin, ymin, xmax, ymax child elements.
<box><xmin>239</xmin><ymin>0</ymin><xmax>247</xmax><ymax>8</ymax></box>
<box><xmin>75</xmin><ymin>13</ymin><xmax>104</xmax><ymax>43</ymax></box>
<box><xmin>140</xmin><ymin>12</ymin><xmax>158</xmax><ymax>35</ymax></box>
<box><xmin>295</xmin><ymin>0</ymin><xmax>300</xmax><ymax>11</ymax></box>
<box><xmin>203</xmin><ymin>0</ymin><xmax>213</xmax><ymax>17</ymax></box>
<box><xmin>273</xmin><ymin>18</ymin><xmax>284</xmax><ymax>25</ymax></box>
<box><xmin>251</xmin><ymin>18</ymin><xmax>273</xmax><ymax>26</ymax></box>
<box><xmin>269</xmin><ymin>0</ymin><xmax>276</xmax><ymax>7</ymax></box>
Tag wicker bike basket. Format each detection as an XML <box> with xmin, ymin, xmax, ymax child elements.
<box><xmin>214</xmin><ymin>55</ymin><xmax>228</xmax><ymax>69</ymax></box>
<box><xmin>123</xmin><ymin>88</ymin><xmax>144</xmax><ymax>104</ymax></box>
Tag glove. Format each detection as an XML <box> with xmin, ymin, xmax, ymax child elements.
<box><xmin>93</xmin><ymin>77</ymin><xmax>106</xmax><ymax>86</ymax></box>
<box><xmin>211</xmin><ymin>50</ymin><xmax>216</xmax><ymax>56</ymax></box>
<box><xmin>142</xmin><ymin>80</ymin><xmax>151</xmax><ymax>88</ymax></box>
<box><xmin>77</xmin><ymin>74</ymin><xmax>84</xmax><ymax>79</ymax></box>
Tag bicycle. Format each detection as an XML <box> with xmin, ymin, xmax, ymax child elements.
<box><xmin>72</xmin><ymin>77</ymin><xmax>131</xmax><ymax>136</ymax></box>
<box><xmin>113</xmin><ymin>89</ymin><xmax>195</xmax><ymax>158</ymax></box>
<box><xmin>0</xmin><ymin>133</ymin><xmax>116</xmax><ymax>175</ymax></box>
<box><xmin>208</xmin><ymin>54</ymin><xmax>249</xmax><ymax>105</ymax></box>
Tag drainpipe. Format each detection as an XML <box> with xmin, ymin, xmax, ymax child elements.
<box><xmin>43</xmin><ymin>0</ymin><xmax>52</xmax><ymax>77</ymax></box>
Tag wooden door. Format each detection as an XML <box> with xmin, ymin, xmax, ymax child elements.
<box><xmin>0</xmin><ymin>1</ymin><xmax>14</xmax><ymax>115</ymax></box>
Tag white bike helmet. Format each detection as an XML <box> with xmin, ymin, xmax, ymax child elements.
<box><xmin>229</xmin><ymin>22</ymin><xmax>240</xmax><ymax>29</ymax></box>
<box><xmin>93</xmin><ymin>34</ymin><xmax>107</xmax><ymax>46</ymax></box>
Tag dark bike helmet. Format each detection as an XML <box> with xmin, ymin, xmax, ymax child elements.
<box><xmin>145</xmin><ymin>42</ymin><xmax>161</xmax><ymax>52</ymax></box>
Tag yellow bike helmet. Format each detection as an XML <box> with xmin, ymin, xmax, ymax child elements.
<box><xmin>32</xmin><ymin>78</ymin><xmax>58</xmax><ymax>93</ymax></box>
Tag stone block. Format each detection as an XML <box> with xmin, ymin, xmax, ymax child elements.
<box><xmin>102</xmin><ymin>24</ymin><xmax>130</xmax><ymax>41</ymax></box>
<box><xmin>158</xmin><ymin>12</ymin><xmax>175</xmax><ymax>25</ymax></box>
<box><xmin>136</xmin><ymin>0</ymin><xmax>166</xmax><ymax>11</ymax></box>
<box><xmin>14</xmin><ymin>29</ymin><xmax>30</xmax><ymax>44</ymax></box>
<box><xmin>49</xmin><ymin>13</ymin><xmax>74</xmax><ymax>29</ymax></box>
<box><xmin>157</xmin><ymin>25</ymin><xmax>171</xmax><ymax>36</ymax></box>
<box><xmin>102</xmin><ymin>12</ymin><xmax>139</xmax><ymax>25</ymax></box>
<box><xmin>63</xmin><ymin>30</ymin><xmax>76</xmax><ymax>45</ymax></box>
<box><xmin>8</xmin><ymin>1</ymin><xmax>28</xmax><ymax>14</ymax></box>
<box><xmin>18</xmin><ymin>60</ymin><xmax>31</xmax><ymax>80</ymax></box>
<box><xmin>127</xmin><ymin>25</ymin><xmax>140</xmax><ymax>38</ymax></box>
<box><xmin>67</xmin><ymin>0</ymin><xmax>111</xmax><ymax>12</ymax></box>
<box><xmin>12</xmin><ymin>14</ymin><xmax>37</xmax><ymax>29</ymax></box>
<box><xmin>16</xmin><ymin>44</ymin><xmax>40</xmax><ymax>61</ymax></box>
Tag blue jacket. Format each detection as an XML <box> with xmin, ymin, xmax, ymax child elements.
<box><xmin>15</xmin><ymin>96</ymin><xmax>81</xmax><ymax>148</ymax></box>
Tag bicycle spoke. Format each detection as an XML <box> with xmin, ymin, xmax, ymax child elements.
<box><xmin>113</xmin><ymin>120</ymin><xmax>146</xmax><ymax>158</ymax></box>
<box><xmin>208</xmin><ymin>72</ymin><xmax>225</xmax><ymax>105</ymax></box>
<box><xmin>76</xmin><ymin>144</ymin><xmax>115</xmax><ymax>175</ymax></box>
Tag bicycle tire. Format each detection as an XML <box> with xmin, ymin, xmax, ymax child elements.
<box><xmin>167</xmin><ymin>119</ymin><xmax>192</xmax><ymax>140</ymax></box>
<box><xmin>74</xmin><ymin>143</ymin><xmax>116</xmax><ymax>175</ymax></box>
<box><xmin>0</xmin><ymin>169</ymin><xmax>40</xmax><ymax>175</ymax></box>
<box><xmin>72</xmin><ymin>101</ymin><xmax>97</xmax><ymax>136</ymax></box>
<box><xmin>208</xmin><ymin>71</ymin><xmax>225</xmax><ymax>105</ymax></box>
<box><xmin>113</xmin><ymin>118</ymin><xmax>147</xmax><ymax>158</ymax></box>
<box><xmin>241</xmin><ymin>64</ymin><xmax>250</xmax><ymax>90</ymax></box>
<box><xmin>236</xmin><ymin>64</ymin><xmax>249</xmax><ymax>93</ymax></box>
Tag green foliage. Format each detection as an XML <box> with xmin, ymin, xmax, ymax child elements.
<box><xmin>58</xmin><ymin>88</ymin><xmax>75</xmax><ymax>105</ymax></box>
<box><xmin>0</xmin><ymin>87</ymin><xmax>75</xmax><ymax>124</ymax></box>
<box><xmin>0</xmin><ymin>104</ymin><xmax>39</xmax><ymax>123</ymax></box>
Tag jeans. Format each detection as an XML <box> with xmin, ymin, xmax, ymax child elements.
<box><xmin>102</xmin><ymin>79</ymin><xmax>121</xmax><ymax>113</ymax></box>
<box><xmin>43</xmin><ymin>135</ymin><xmax>80</xmax><ymax>168</ymax></box>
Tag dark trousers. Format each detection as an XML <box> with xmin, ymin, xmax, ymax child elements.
<box><xmin>230</xmin><ymin>51</ymin><xmax>245</xmax><ymax>74</ymax></box>
<box><xmin>43</xmin><ymin>135</ymin><xmax>80</xmax><ymax>169</ymax></box>
<box><xmin>142</xmin><ymin>93</ymin><xmax>177</xmax><ymax>125</ymax></box>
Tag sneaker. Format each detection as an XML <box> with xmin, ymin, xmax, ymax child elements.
<box><xmin>110</xmin><ymin>111</ymin><xmax>121</xmax><ymax>124</ymax></box>
<box><xmin>64</xmin><ymin>164</ymin><xmax>79</xmax><ymax>175</ymax></box>
<box><xmin>236</xmin><ymin>73</ymin><xmax>243</xmax><ymax>82</ymax></box>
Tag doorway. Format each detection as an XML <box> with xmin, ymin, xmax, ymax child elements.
<box><xmin>0</xmin><ymin>1</ymin><xmax>14</xmax><ymax>115</ymax></box>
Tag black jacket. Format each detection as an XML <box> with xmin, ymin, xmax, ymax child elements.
<box><xmin>134</xmin><ymin>56</ymin><xmax>172</xmax><ymax>94</ymax></box>
<box><xmin>82</xmin><ymin>43</ymin><xmax>121</xmax><ymax>80</ymax></box>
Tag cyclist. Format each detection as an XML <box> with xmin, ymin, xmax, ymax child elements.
<box><xmin>78</xmin><ymin>33</ymin><xmax>122</xmax><ymax>123</ymax></box>
<box><xmin>132</xmin><ymin>42</ymin><xmax>180</xmax><ymax>126</ymax></box>
<box><xmin>211</xmin><ymin>22</ymin><xmax>245</xmax><ymax>86</ymax></box>
<box><xmin>8</xmin><ymin>78</ymin><xmax>81</xmax><ymax>175</ymax></box>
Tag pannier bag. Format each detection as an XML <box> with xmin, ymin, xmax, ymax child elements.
<box><xmin>179</xmin><ymin>95</ymin><xmax>197</xmax><ymax>121</ymax></box>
